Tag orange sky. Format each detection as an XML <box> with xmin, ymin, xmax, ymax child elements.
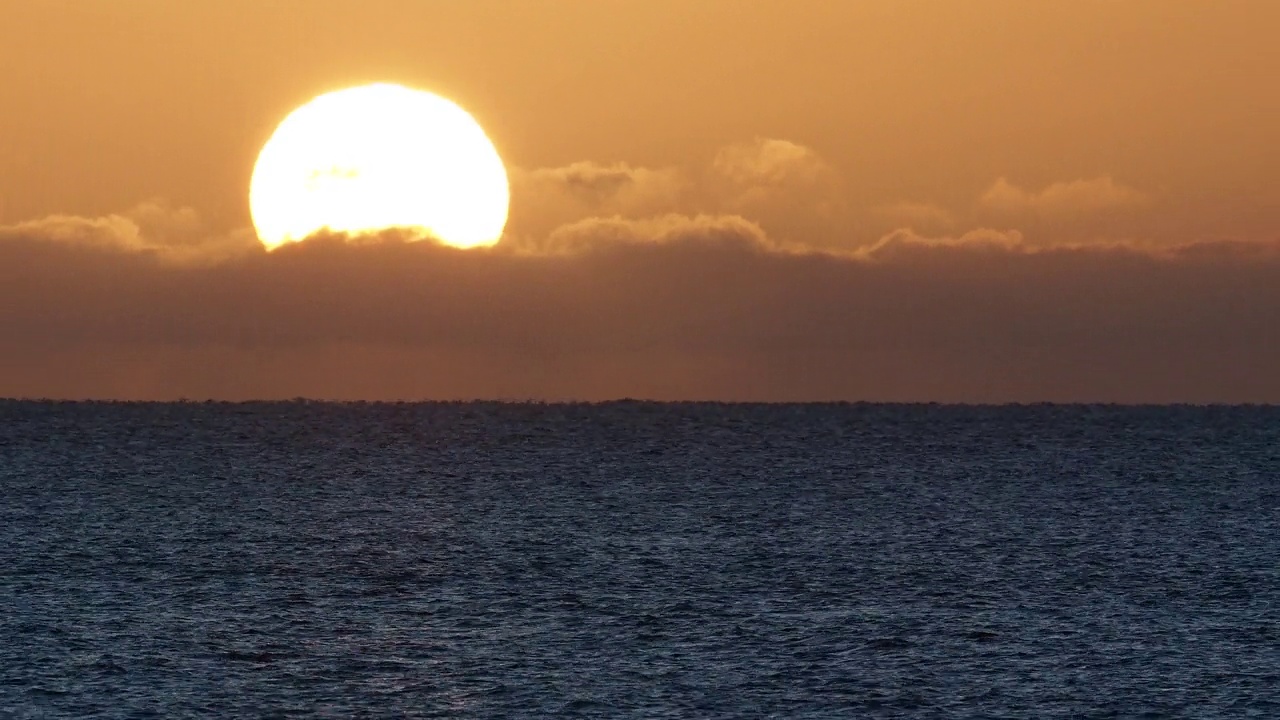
<box><xmin>2</xmin><ymin>1</ymin><xmax>1278</xmax><ymax>401</ymax></box>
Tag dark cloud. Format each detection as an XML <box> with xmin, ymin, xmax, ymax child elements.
<box><xmin>2</xmin><ymin>212</ymin><xmax>1278</xmax><ymax>402</ymax></box>
<box><xmin>526</xmin><ymin>162</ymin><xmax>653</xmax><ymax>201</ymax></box>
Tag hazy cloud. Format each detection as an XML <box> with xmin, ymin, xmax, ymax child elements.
<box><xmin>526</xmin><ymin>162</ymin><xmax>676</xmax><ymax>202</ymax></box>
<box><xmin>515</xmin><ymin>161</ymin><xmax>685</xmax><ymax>209</ymax></box>
<box><xmin>980</xmin><ymin>176</ymin><xmax>1149</xmax><ymax>216</ymax></box>
<box><xmin>864</xmin><ymin>178</ymin><xmax>1156</xmax><ymax>250</ymax></box>
<box><xmin>711</xmin><ymin>138</ymin><xmax>836</xmax><ymax>190</ymax></box>
<box><xmin>710</xmin><ymin>138</ymin><xmax>841</xmax><ymax>212</ymax></box>
<box><xmin>705</xmin><ymin>138</ymin><xmax>851</xmax><ymax>250</ymax></box>
<box><xmin>507</xmin><ymin>139</ymin><xmax>857</xmax><ymax>251</ymax></box>
<box><xmin>507</xmin><ymin>161</ymin><xmax>686</xmax><ymax>240</ymax></box>
<box><xmin>869</xmin><ymin>202</ymin><xmax>956</xmax><ymax>233</ymax></box>
<box><xmin>0</xmin><ymin>200</ymin><xmax>259</xmax><ymax>265</ymax></box>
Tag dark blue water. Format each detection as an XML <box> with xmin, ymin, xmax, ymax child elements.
<box><xmin>2</xmin><ymin>401</ymin><xmax>1277</xmax><ymax>718</ymax></box>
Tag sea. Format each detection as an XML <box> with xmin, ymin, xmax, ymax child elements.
<box><xmin>1</xmin><ymin>401</ymin><xmax>1277</xmax><ymax>718</ymax></box>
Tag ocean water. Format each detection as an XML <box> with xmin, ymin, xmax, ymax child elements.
<box><xmin>1</xmin><ymin>401</ymin><xmax>1277</xmax><ymax>718</ymax></box>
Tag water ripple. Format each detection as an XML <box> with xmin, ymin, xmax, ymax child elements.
<box><xmin>1</xmin><ymin>401</ymin><xmax>1278</xmax><ymax>717</ymax></box>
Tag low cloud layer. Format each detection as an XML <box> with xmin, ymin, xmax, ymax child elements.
<box><xmin>2</xmin><ymin>138</ymin><xmax>1272</xmax><ymax>403</ymax></box>
<box><xmin>2</xmin><ymin>204</ymin><xmax>1277</xmax><ymax>402</ymax></box>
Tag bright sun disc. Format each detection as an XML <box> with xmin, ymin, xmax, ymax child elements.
<box><xmin>250</xmin><ymin>83</ymin><xmax>509</xmax><ymax>250</ymax></box>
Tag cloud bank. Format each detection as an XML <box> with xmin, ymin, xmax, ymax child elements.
<box><xmin>2</xmin><ymin>139</ymin><xmax>1273</xmax><ymax>403</ymax></box>
<box><xmin>2</xmin><ymin>199</ymin><xmax>1277</xmax><ymax>402</ymax></box>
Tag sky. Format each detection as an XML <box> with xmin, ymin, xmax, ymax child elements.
<box><xmin>1</xmin><ymin>0</ymin><xmax>1278</xmax><ymax>402</ymax></box>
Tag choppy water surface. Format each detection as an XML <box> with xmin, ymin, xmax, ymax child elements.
<box><xmin>2</xmin><ymin>401</ymin><xmax>1278</xmax><ymax>717</ymax></box>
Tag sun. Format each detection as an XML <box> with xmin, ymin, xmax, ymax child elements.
<box><xmin>249</xmin><ymin>83</ymin><xmax>509</xmax><ymax>250</ymax></box>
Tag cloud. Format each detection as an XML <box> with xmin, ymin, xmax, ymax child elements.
<box><xmin>980</xmin><ymin>176</ymin><xmax>1149</xmax><ymax>216</ymax></box>
<box><xmin>0</xmin><ymin>200</ymin><xmax>259</xmax><ymax>264</ymax></box>
<box><xmin>2</xmin><ymin>209</ymin><xmax>1278</xmax><ymax>403</ymax></box>
<box><xmin>710</xmin><ymin>138</ymin><xmax>841</xmax><ymax>211</ymax></box>
<box><xmin>858</xmin><ymin>227</ymin><xmax>1025</xmax><ymax>261</ymax></box>
<box><xmin>519</xmin><ymin>213</ymin><xmax>772</xmax><ymax>255</ymax></box>
<box><xmin>516</xmin><ymin>161</ymin><xmax>686</xmax><ymax>210</ymax></box>
<box><xmin>704</xmin><ymin>137</ymin><xmax>852</xmax><ymax>250</ymax></box>
<box><xmin>870</xmin><ymin>202</ymin><xmax>956</xmax><ymax>233</ymax></box>
<box><xmin>711</xmin><ymin>137</ymin><xmax>836</xmax><ymax>190</ymax></box>
<box><xmin>523</xmin><ymin>161</ymin><xmax>679</xmax><ymax>203</ymax></box>
<box><xmin>860</xmin><ymin>177</ymin><xmax>1157</xmax><ymax>249</ymax></box>
<box><xmin>506</xmin><ymin>161</ymin><xmax>685</xmax><ymax>240</ymax></box>
<box><xmin>506</xmin><ymin>139</ymin><xmax>857</xmax><ymax>252</ymax></box>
